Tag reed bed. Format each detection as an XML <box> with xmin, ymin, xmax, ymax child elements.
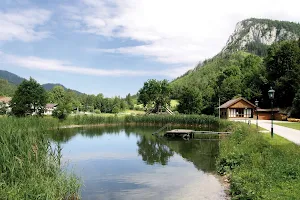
<box><xmin>0</xmin><ymin>117</ymin><xmax>80</xmax><ymax>199</ymax></box>
<box><xmin>63</xmin><ymin>115</ymin><xmax>124</xmax><ymax>125</ymax></box>
<box><xmin>58</xmin><ymin>114</ymin><xmax>225</xmax><ymax>128</ymax></box>
<box><xmin>124</xmin><ymin>114</ymin><xmax>228</xmax><ymax>129</ymax></box>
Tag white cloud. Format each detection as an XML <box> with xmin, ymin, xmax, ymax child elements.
<box><xmin>0</xmin><ymin>9</ymin><xmax>51</xmax><ymax>42</ymax></box>
<box><xmin>0</xmin><ymin>51</ymin><xmax>189</xmax><ymax>78</ymax></box>
<box><xmin>62</xmin><ymin>0</ymin><xmax>300</xmax><ymax>67</ymax></box>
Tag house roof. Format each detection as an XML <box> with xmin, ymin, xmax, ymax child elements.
<box><xmin>0</xmin><ymin>97</ymin><xmax>12</xmax><ymax>104</ymax></box>
<box><xmin>45</xmin><ymin>103</ymin><xmax>58</xmax><ymax>108</ymax></box>
<box><xmin>219</xmin><ymin>97</ymin><xmax>256</xmax><ymax>109</ymax></box>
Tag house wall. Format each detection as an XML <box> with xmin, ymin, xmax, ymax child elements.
<box><xmin>275</xmin><ymin>113</ymin><xmax>287</xmax><ymax>121</ymax></box>
<box><xmin>230</xmin><ymin>100</ymin><xmax>255</xmax><ymax>109</ymax></box>
<box><xmin>254</xmin><ymin>112</ymin><xmax>271</xmax><ymax>120</ymax></box>
<box><xmin>44</xmin><ymin>108</ymin><xmax>56</xmax><ymax>115</ymax></box>
<box><xmin>253</xmin><ymin>112</ymin><xmax>287</xmax><ymax>120</ymax></box>
<box><xmin>220</xmin><ymin>108</ymin><xmax>227</xmax><ymax>119</ymax></box>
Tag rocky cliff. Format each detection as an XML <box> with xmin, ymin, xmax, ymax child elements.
<box><xmin>222</xmin><ymin>18</ymin><xmax>300</xmax><ymax>54</ymax></box>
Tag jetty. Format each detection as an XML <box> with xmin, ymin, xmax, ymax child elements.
<box><xmin>164</xmin><ymin>129</ymin><xmax>232</xmax><ymax>139</ymax></box>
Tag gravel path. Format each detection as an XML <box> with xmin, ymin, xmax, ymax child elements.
<box><xmin>233</xmin><ymin>119</ymin><xmax>300</xmax><ymax>145</ymax></box>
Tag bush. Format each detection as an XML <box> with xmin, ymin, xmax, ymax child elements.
<box><xmin>94</xmin><ymin>109</ymin><xmax>101</xmax><ymax>114</ymax></box>
<box><xmin>52</xmin><ymin>103</ymin><xmax>72</xmax><ymax>120</ymax></box>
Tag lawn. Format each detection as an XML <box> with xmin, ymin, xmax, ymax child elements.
<box><xmin>274</xmin><ymin>122</ymin><xmax>300</xmax><ymax>130</ymax></box>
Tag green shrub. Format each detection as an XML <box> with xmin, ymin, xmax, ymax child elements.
<box><xmin>94</xmin><ymin>109</ymin><xmax>101</xmax><ymax>114</ymax></box>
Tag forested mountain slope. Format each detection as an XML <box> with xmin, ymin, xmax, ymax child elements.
<box><xmin>171</xmin><ymin>52</ymin><xmax>266</xmax><ymax>114</ymax></box>
<box><xmin>0</xmin><ymin>70</ymin><xmax>25</xmax><ymax>85</ymax></box>
<box><xmin>0</xmin><ymin>79</ymin><xmax>17</xmax><ymax>97</ymax></box>
<box><xmin>171</xmin><ymin>18</ymin><xmax>300</xmax><ymax>115</ymax></box>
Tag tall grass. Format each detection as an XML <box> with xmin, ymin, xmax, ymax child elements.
<box><xmin>0</xmin><ymin>117</ymin><xmax>80</xmax><ymax>199</ymax></box>
<box><xmin>217</xmin><ymin>122</ymin><xmax>300</xmax><ymax>199</ymax></box>
<box><xmin>49</xmin><ymin>114</ymin><xmax>226</xmax><ymax>128</ymax></box>
<box><xmin>125</xmin><ymin>114</ymin><xmax>227</xmax><ymax>128</ymax></box>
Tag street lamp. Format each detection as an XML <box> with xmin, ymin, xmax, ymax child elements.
<box><xmin>268</xmin><ymin>87</ymin><xmax>275</xmax><ymax>138</ymax></box>
<box><xmin>255</xmin><ymin>99</ymin><xmax>259</xmax><ymax>130</ymax></box>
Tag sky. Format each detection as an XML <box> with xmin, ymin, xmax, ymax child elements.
<box><xmin>0</xmin><ymin>0</ymin><xmax>299</xmax><ymax>97</ymax></box>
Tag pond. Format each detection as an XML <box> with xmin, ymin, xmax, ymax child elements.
<box><xmin>51</xmin><ymin>126</ymin><xmax>226</xmax><ymax>200</ymax></box>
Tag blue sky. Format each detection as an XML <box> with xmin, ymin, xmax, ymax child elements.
<box><xmin>0</xmin><ymin>0</ymin><xmax>299</xmax><ymax>97</ymax></box>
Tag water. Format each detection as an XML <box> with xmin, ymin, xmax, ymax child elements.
<box><xmin>51</xmin><ymin>126</ymin><xmax>226</xmax><ymax>200</ymax></box>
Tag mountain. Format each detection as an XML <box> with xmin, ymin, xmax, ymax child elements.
<box><xmin>0</xmin><ymin>70</ymin><xmax>25</xmax><ymax>85</ymax></box>
<box><xmin>171</xmin><ymin>18</ymin><xmax>300</xmax><ymax>114</ymax></box>
<box><xmin>174</xmin><ymin>18</ymin><xmax>300</xmax><ymax>83</ymax></box>
<box><xmin>222</xmin><ymin>18</ymin><xmax>300</xmax><ymax>56</ymax></box>
<box><xmin>42</xmin><ymin>83</ymin><xmax>84</xmax><ymax>95</ymax></box>
<box><xmin>0</xmin><ymin>70</ymin><xmax>84</xmax><ymax>95</ymax></box>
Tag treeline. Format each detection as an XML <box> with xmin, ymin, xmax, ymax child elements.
<box><xmin>170</xmin><ymin>39</ymin><xmax>300</xmax><ymax>117</ymax></box>
<box><xmin>0</xmin><ymin>79</ymin><xmax>17</xmax><ymax>97</ymax></box>
<box><xmin>47</xmin><ymin>85</ymin><xmax>136</xmax><ymax>114</ymax></box>
<box><xmin>245</xmin><ymin>18</ymin><xmax>300</xmax><ymax>35</ymax></box>
<box><xmin>2</xmin><ymin>78</ymin><xmax>138</xmax><ymax>118</ymax></box>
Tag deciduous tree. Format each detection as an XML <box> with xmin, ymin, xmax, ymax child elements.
<box><xmin>11</xmin><ymin>78</ymin><xmax>47</xmax><ymax>116</ymax></box>
<box><xmin>138</xmin><ymin>79</ymin><xmax>171</xmax><ymax>112</ymax></box>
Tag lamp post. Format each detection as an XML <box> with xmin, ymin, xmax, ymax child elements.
<box><xmin>255</xmin><ymin>99</ymin><xmax>259</xmax><ymax>130</ymax></box>
<box><xmin>268</xmin><ymin>87</ymin><xmax>275</xmax><ymax>138</ymax></box>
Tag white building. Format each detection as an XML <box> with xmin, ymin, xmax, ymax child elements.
<box><xmin>44</xmin><ymin>103</ymin><xmax>58</xmax><ymax>115</ymax></box>
<box><xmin>0</xmin><ymin>96</ymin><xmax>12</xmax><ymax>114</ymax></box>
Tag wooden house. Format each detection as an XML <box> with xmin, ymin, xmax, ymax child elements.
<box><xmin>219</xmin><ymin>97</ymin><xmax>256</xmax><ymax>119</ymax></box>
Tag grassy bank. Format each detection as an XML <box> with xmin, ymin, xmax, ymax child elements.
<box><xmin>218</xmin><ymin>122</ymin><xmax>300</xmax><ymax>199</ymax></box>
<box><xmin>274</xmin><ymin>122</ymin><xmax>300</xmax><ymax>130</ymax></box>
<box><xmin>0</xmin><ymin>117</ymin><xmax>80</xmax><ymax>199</ymax></box>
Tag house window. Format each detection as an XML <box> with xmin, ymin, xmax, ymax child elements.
<box><xmin>229</xmin><ymin>109</ymin><xmax>236</xmax><ymax>117</ymax></box>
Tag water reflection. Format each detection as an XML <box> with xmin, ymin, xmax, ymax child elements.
<box><xmin>50</xmin><ymin>126</ymin><xmax>225</xmax><ymax>200</ymax></box>
<box><xmin>137</xmin><ymin>136</ymin><xmax>174</xmax><ymax>165</ymax></box>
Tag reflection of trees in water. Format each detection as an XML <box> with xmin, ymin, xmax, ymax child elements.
<box><xmin>50</xmin><ymin>125</ymin><xmax>220</xmax><ymax>172</ymax></box>
<box><xmin>137</xmin><ymin>136</ymin><xmax>174</xmax><ymax>165</ymax></box>
<box><xmin>166</xmin><ymin>139</ymin><xmax>219</xmax><ymax>172</ymax></box>
<box><xmin>50</xmin><ymin>126</ymin><xmax>127</xmax><ymax>143</ymax></box>
<box><xmin>50</xmin><ymin>128</ymin><xmax>78</xmax><ymax>143</ymax></box>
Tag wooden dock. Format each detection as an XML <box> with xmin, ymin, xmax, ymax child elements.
<box><xmin>164</xmin><ymin>129</ymin><xmax>231</xmax><ymax>139</ymax></box>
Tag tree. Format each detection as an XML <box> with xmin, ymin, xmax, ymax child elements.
<box><xmin>50</xmin><ymin>86</ymin><xmax>65</xmax><ymax>103</ymax></box>
<box><xmin>11</xmin><ymin>78</ymin><xmax>47</xmax><ymax>117</ymax></box>
<box><xmin>0</xmin><ymin>79</ymin><xmax>17</xmax><ymax>97</ymax></box>
<box><xmin>0</xmin><ymin>102</ymin><xmax>7</xmax><ymax>115</ymax></box>
<box><xmin>52</xmin><ymin>89</ymin><xmax>75</xmax><ymax>120</ymax></box>
<box><xmin>265</xmin><ymin>41</ymin><xmax>300</xmax><ymax>108</ymax></box>
<box><xmin>216</xmin><ymin>65</ymin><xmax>243</xmax><ymax>103</ymax></box>
<box><xmin>125</xmin><ymin>93</ymin><xmax>134</xmax><ymax>110</ymax></box>
<box><xmin>177</xmin><ymin>86</ymin><xmax>203</xmax><ymax>114</ymax></box>
<box><xmin>52</xmin><ymin>103</ymin><xmax>73</xmax><ymax>120</ymax></box>
<box><xmin>138</xmin><ymin>79</ymin><xmax>171</xmax><ymax>112</ymax></box>
<box><xmin>292</xmin><ymin>89</ymin><xmax>300</xmax><ymax>118</ymax></box>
